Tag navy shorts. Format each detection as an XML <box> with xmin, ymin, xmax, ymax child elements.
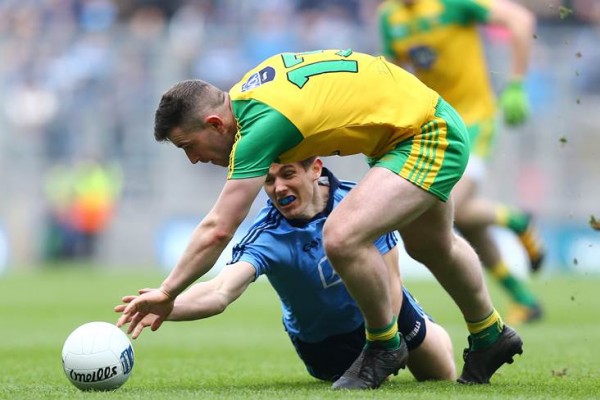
<box><xmin>288</xmin><ymin>289</ymin><xmax>429</xmax><ymax>381</ymax></box>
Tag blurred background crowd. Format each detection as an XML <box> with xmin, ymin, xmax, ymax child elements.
<box><xmin>0</xmin><ymin>0</ymin><xmax>598</xmax><ymax>273</ymax></box>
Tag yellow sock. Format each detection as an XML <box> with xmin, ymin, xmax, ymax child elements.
<box><xmin>489</xmin><ymin>261</ymin><xmax>510</xmax><ymax>280</ymax></box>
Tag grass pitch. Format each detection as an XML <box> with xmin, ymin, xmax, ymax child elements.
<box><xmin>0</xmin><ymin>266</ymin><xmax>599</xmax><ymax>399</ymax></box>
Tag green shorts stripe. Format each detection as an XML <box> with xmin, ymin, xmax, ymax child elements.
<box><xmin>368</xmin><ymin>98</ymin><xmax>470</xmax><ymax>202</ymax></box>
<box><xmin>415</xmin><ymin>120</ymin><xmax>441</xmax><ymax>185</ymax></box>
<box><xmin>407</xmin><ymin>121</ymin><xmax>432</xmax><ymax>183</ymax></box>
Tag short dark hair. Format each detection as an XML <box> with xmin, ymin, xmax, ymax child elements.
<box><xmin>300</xmin><ymin>156</ymin><xmax>317</xmax><ymax>170</ymax></box>
<box><xmin>154</xmin><ymin>80</ymin><xmax>225</xmax><ymax>142</ymax></box>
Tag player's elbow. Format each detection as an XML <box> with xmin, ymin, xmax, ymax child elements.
<box><xmin>211</xmin><ymin>228</ymin><xmax>235</xmax><ymax>247</ymax></box>
<box><xmin>211</xmin><ymin>294</ymin><xmax>230</xmax><ymax>315</ymax></box>
<box><xmin>511</xmin><ymin>3</ymin><xmax>536</xmax><ymax>35</ymax></box>
<box><xmin>200</xmin><ymin>218</ymin><xmax>236</xmax><ymax>247</ymax></box>
<box><xmin>520</xmin><ymin>8</ymin><xmax>536</xmax><ymax>34</ymax></box>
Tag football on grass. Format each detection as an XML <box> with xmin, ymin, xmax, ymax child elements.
<box><xmin>62</xmin><ymin>321</ymin><xmax>134</xmax><ymax>391</ymax></box>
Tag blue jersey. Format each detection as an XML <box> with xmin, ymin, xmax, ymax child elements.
<box><xmin>229</xmin><ymin>168</ymin><xmax>399</xmax><ymax>343</ymax></box>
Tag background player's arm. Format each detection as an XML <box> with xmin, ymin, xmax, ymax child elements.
<box><xmin>488</xmin><ymin>0</ymin><xmax>536</xmax><ymax>80</ymax></box>
<box><xmin>377</xmin><ymin>11</ymin><xmax>404</xmax><ymax>67</ymax></box>
<box><xmin>488</xmin><ymin>0</ymin><xmax>536</xmax><ymax>125</ymax></box>
<box><xmin>160</xmin><ymin>176</ymin><xmax>265</xmax><ymax>297</ymax></box>
<box><xmin>118</xmin><ymin>262</ymin><xmax>256</xmax><ymax>338</ymax></box>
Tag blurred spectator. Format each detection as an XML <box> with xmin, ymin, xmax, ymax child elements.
<box><xmin>296</xmin><ymin>2</ymin><xmax>366</xmax><ymax>51</ymax></box>
<box><xmin>0</xmin><ymin>0</ymin><xmax>598</xmax><ymax>267</ymax></box>
<box><xmin>43</xmin><ymin>157</ymin><xmax>123</xmax><ymax>262</ymax></box>
<box><xmin>242</xmin><ymin>2</ymin><xmax>298</xmax><ymax>65</ymax></box>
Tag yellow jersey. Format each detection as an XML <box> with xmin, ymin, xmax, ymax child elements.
<box><xmin>378</xmin><ymin>0</ymin><xmax>496</xmax><ymax>124</ymax></box>
<box><xmin>228</xmin><ymin>49</ymin><xmax>439</xmax><ymax>179</ymax></box>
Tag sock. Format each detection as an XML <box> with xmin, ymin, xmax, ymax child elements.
<box><xmin>365</xmin><ymin>317</ymin><xmax>400</xmax><ymax>350</ymax></box>
<box><xmin>496</xmin><ymin>205</ymin><xmax>545</xmax><ymax>268</ymax></box>
<box><xmin>495</xmin><ymin>205</ymin><xmax>530</xmax><ymax>234</ymax></box>
<box><xmin>489</xmin><ymin>261</ymin><xmax>538</xmax><ymax>307</ymax></box>
<box><xmin>466</xmin><ymin>309</ymin><xmax>504</xmax><ymax>350</ymax></box>
<box><xmin>518</xmin><ymin>226</ymin><xmax>545</xmax><ymax>260</ymax></box>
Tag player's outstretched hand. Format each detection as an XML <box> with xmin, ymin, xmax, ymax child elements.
<box><xmin>500</xmin><ymin>80</ymin><xmax>530</xmax><ymax>127</ymax></box>
<box><xmin>115</xmin><ymin>288</ymin><xmax>174</xmax><ymax>339</ymax></box>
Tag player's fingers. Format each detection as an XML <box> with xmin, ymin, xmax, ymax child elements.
<box><xmin>131</xmin><ymin>320</ymin><xmax>150</xmax><ymax>340</ymax></box>
<box><xmin>115</xmin><ymin>312</ymin><xmax>133</xmax><ymax>328</ymax></box>
<box><xmin>116</xmin><ymin>313</ymin><xmax>131</xmax><ymax>328</ymax></box>
<box><xmin>138</xmin><ymin>288</ymin><xmax>153</xmax><ymax>294</ymax></box>
<box><xmin>122</xmin><ymin>299</ymin><xmax>139</xmax><ymax>316</ymax></box>
<box><xmin>114</xmin><ymin>304</ymin><xmax>126</xmax><ymax>313</ymax></box>
<box><xmin>126</xmin><ymin>311</ymin><xmax>146</xmax><ymax>334</ymax></box>
<box><xmin>120</xmin><ymin>295</ymin><xmax>137</xmax><ymax>304</ymax></box>
<box><xmin>150</xmin><ymin>317</ymin><xmax>164</xmax><ymax>332</ymax></box>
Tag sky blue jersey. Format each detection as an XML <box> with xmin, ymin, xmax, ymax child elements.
<box><xmin>228</xmin><ymin>168</ymin><xmax>399</xmax><ymax>343</ymax></box>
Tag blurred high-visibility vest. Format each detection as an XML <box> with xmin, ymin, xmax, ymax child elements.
<box><xmin>69</xmin><ymin>161</ymin><xmax>123</xmax><ymax>233</ymax></box>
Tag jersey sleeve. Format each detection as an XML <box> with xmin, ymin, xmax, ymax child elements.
<box><xmin>227</xmin><ymin>208</ymin><xmax>290</xmax><ymax>279</ymax></box>
<box><xmin>449</xmin><ymin>0</ymin><xmax>492</xmax><ymax>24</ymax></box>
<box><xmin>374</xmin><ymin>230</ymin><xmax>399</xmax><ymax>254</ymax></box>
<box><xmin>377</xmin><ymin>6</ymin><xmax>396</xmax><ymax>60</ymax></box>
<box><xmin>228</xmin><ymin>99</ymin><xmax>303</xmax><ymax>179</ymax></box>
<box><xmin>231</xmin><ymin>241</ymin><xmax>276</xmax><ymax>280</ymax></box>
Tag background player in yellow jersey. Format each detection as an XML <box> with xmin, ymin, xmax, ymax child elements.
<box><xmin>116</xmin><ymin>49</ymin><xmax>522</xmax><ymax>388</ymax></box>
<box><xmin>378</xmin><ymin>0</ymin><xmax>545</xmax><ymax>324</ymax></box>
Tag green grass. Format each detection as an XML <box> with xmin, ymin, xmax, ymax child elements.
<box><xmin>0</xmin><ymin>266</ymin><xmax>599</xmax><ymax>399</ymax></box>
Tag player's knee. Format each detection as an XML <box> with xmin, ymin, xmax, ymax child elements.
<box><xmin>322</xmin><ymin>236</ymin><xmax>346</xmax><ymax>264</ymax></box>
<box><xmin>409</xmin><ymin>323</ymin><xmax>457</xmax><ymax>381</ymax></box>
<box><xmin>322</xmin><ymin>221</ymin><xmax>351</xmax><ymax>259</ymax></box>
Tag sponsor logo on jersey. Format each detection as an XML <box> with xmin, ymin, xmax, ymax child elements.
<box><xmin>302</xmin><ymin>238</ymin><xmax>320</xmax><ymax>252</ymax></box>
<box><xmin>241</xmin><ymin>66</ymin><xmax>276</xmax><ymax>92</ymax></box>
<box><xmin>408</xmin><ymin>45</ymin><xmax>437</xmax><ymax>70</ymax></box>
<box><xmin>318</xmin><ymin>256</ymin><xmax>343</xmax><ymax>288</ymax></box>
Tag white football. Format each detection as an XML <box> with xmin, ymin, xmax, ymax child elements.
<box><xmin>62</xmin><ymin>321</ymin><xmax>135</xmax><ymax>391</ymax></box>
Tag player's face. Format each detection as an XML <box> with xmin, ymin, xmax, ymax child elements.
<box><xmin>264</xmin><ymin>160</ymin><xmax>323</xmax><ymax>220</ymax></box>
<box><xmin>169</xmin><ymin>124</ymin><xmax>234</xmax><ymax>167</ymax></box>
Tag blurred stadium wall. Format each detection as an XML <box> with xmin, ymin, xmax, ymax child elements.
<box><xmin>0</xmin><ymin>0</ymin><xmax>598</xmax><ymax>274</ymax></box>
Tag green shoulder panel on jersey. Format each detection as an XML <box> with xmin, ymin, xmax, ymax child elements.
<box><xmin>377</xmin><ymin>4</ymin><xmax>397</xmax><ymax>59</ymax></box>
<box><xmin>441</xmin><ymin>0</ymin><xmax>491</xmax><ymax>25</ymax></box>
<box><xmin>378</xmin><ymin>0</ymin><xmax>490</xmax><ymax>39</ymax></box>
<box><xmin>229</xmin><ymin>99</ymin><xmax>303</xmax><ymax>180</ymax></box>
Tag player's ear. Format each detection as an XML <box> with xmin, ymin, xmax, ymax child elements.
<box><xmin>312</xmin><ymin>157</ymin><xmax>323</xmax><ymax>179</ymax></box>
<box><xmin>205</xmin><ymin>115</ymin><xmax>224</xmax><ymax>132</ymax></box>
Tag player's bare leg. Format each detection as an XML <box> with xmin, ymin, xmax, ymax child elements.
<box><xmin>397</xmin><ymin>193</ymin><xmax>492</xmax><ymax>321</ymax></box>
<box><xmin>324</xmin><ymin>167</ymin><xmax>436</xmax><ymax>389</ymax></box>
<box><xmin>453</xmin><ymin>177</ymin><xmax>543</xmax><ymax>325</ymax></box>
<box><xmin>325</xmin><ymin>167</ymin><xmax>521</xmax><ymax>387</ymax></box>
<box><xmin>407</xmin><ymin>319</ymin><xmax>456</xmax><ymax>381</ymax></box>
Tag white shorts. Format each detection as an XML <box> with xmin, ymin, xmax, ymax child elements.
<box><xmin>463</xmin><ymin>154</ymin><xmax>487</xmax><ymax>183</ymax></box>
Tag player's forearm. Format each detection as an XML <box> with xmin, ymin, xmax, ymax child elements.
<box><xmin>491</xmin><ymin>0</ymin><xmax>536</xmax><ymax>80</ymax></box>
<box><xmin>507</xmin><ymin>11</ymin><xmax>535</xmax><ymax>80</ymax></box>
<box><xmin>167</xmin><ymin>287</ymin><xmax>229</xmax><ymax>321</ymax></box>
<box><xmin>161</xmin><ymin>218</ymin><xmax>234</xmax><ymax>298</ymax></box>
<box><xmin>160</xmin><ymin>177</ymin><xmax>263</xmax><ymax>298</ymax></box>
